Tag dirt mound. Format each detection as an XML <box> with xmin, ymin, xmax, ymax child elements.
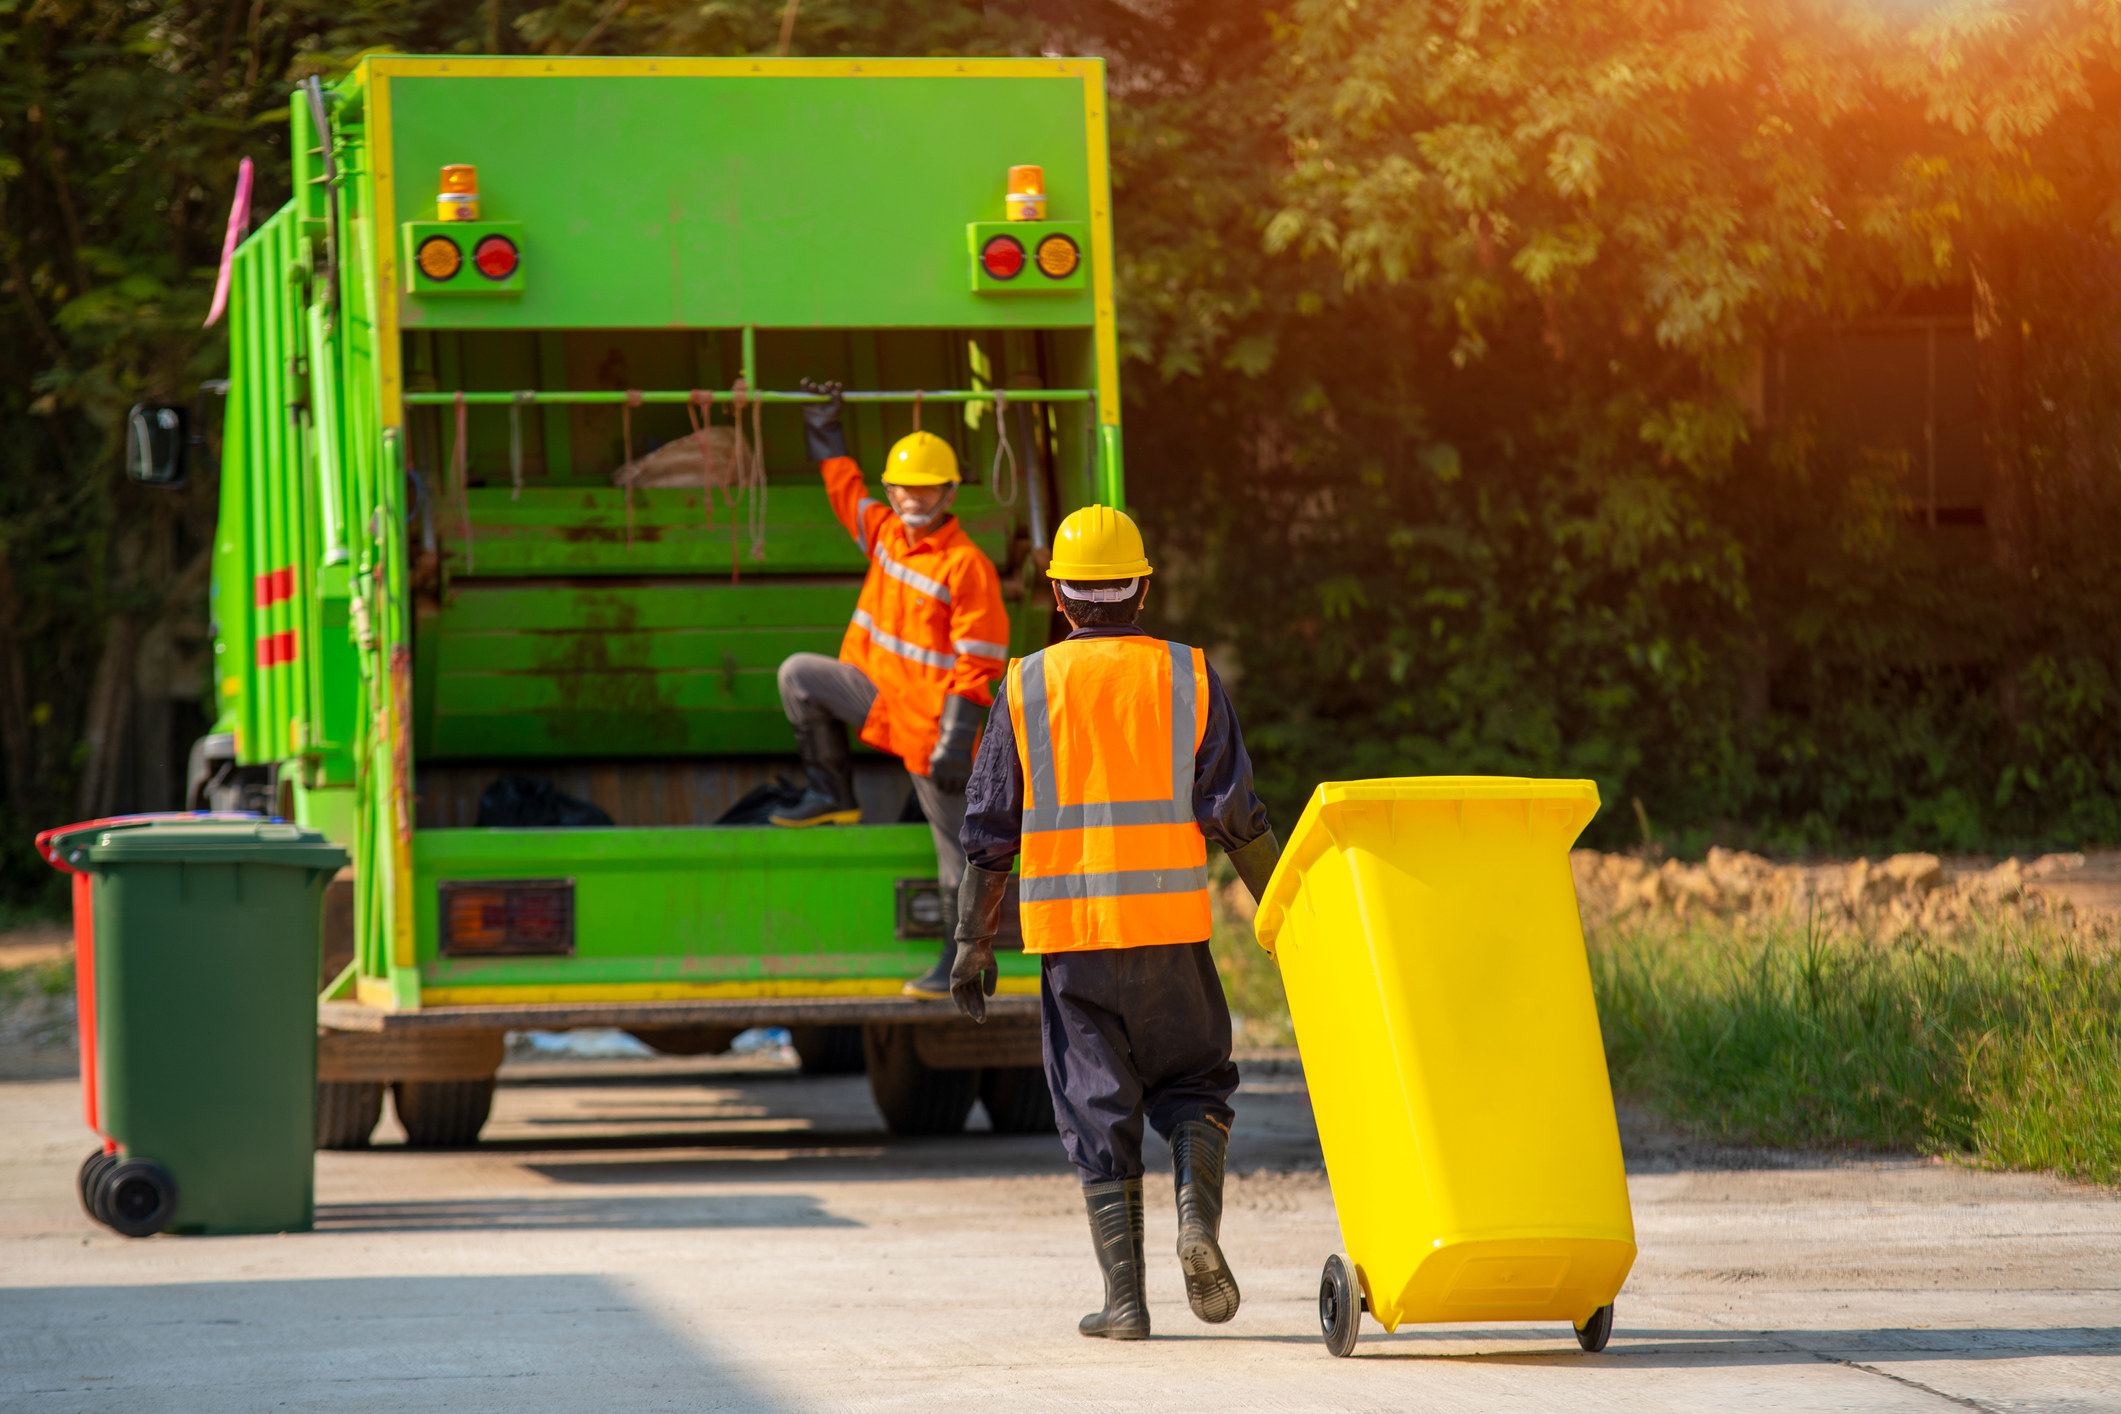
<box><xmin>1572</xmin><ymin>847</ymin><xmax>2099</xmax><ymax>935</ymax></box>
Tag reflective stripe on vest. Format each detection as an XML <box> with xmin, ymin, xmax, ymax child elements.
<box><xmin>1009</xmin><ymin>636</ymin><xmax>1212</xmax><ymax>951</ymax></box>
<box><xmin>871</xmin><ymin>540</ymin><xmax>951</xmax><ymax>603</ymax></box>
<box><xmin>850</xmin><ymin>607</ymin><xmax>955</xmax><ymax>671</ymax></box>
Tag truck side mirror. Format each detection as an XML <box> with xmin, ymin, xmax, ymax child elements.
<box><xmin>125</xmin><ymin>403</ymin><xmax>188</xmax><ymax>487</ymax></box>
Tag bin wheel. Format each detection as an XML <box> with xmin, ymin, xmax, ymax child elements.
<box><xmin>392</xmin><ymin>1079</ymin><xmax>495</xmax><ymax>1148</ymax></box>
<box><xmin>789</xmin><ymin>1025</ymin><xmax>867</xmax><ymax>1076</ymax></box>
<box><xmin>98</xmin><ymin>1159</ymin><xmax>177</xmax><ymax>1238</ymax></box>
<box><xmin>76</xmin><ymin>1148</ymin><xmax>117</xmax><ymax>1224</ymax></box>
<box><xmin>1575</xmin><ymin>1302</ymin><xmax>1614</xmax><ymax>1353</ymax></box>
<box><xmin>978</xmin><ymin>1066</ymin><xmax>1057</xmax><ymax>1134</ymax></box>
<box><xmin>316</xmin><ymin>1081</ymin><xmax>385</xmax><ymax>1150</ymax></box>
<box><xmin>1319</xmin><ymin>1254</ymin><xmax>1361</xmax><ymax>1357</ymax></box>
<box><xmin>861</xmin><ymin>1024</ymin><xmax>978</xmax><ymax>1136</ymax></box>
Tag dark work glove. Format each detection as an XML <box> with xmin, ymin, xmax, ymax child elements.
<box><xmin>799</xmin><ymin>377</ymin><xmax>847</xmax><ymax>462</ymax></box>
<box><xmin>928</xmin><ymin>693</ymin><xmax>983</xmax><ymax>795</ymax></box>
<box><xmin>951</xmin><ymin>861</ymin><xmax>1010</xmax><ymax>1023</ymax></box>
<box><xmin>1227</xmin><ymin>828</ymin><xmax>1283</xmax><ymax>906</ymax></box>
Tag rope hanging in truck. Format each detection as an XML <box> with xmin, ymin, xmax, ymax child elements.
<box><xmin>621</xmin><ymin>388</ymin><xmax>644</xmax><ymax>547</ymax></box>
<box><xmin>989</xmin><ymin>388</ymin><xmax>1020</xmax><ymax>507</ymax></box>
<box><xmin>686</xmin><ymin>390</ymin><xmax>718</xmax><ymax>535</ymax></box>
<box><xmin>450</xmin><ymin>391</ymin><xmax>474</xmax><ymax>572</ymax></box>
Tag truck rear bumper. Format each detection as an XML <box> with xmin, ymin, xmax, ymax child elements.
<box><xmin>320</xmin><ymin>992</ymin><xmax>1038</xmax><ymax>1033</ymax></box>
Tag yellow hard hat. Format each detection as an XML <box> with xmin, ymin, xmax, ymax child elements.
<box><xmin>882</xmin><ymin>431</ymin><xmax>961</xmax><ymax>486</ymax></box>
<box><xmin>1047</xmin><ymin>504</ymin><xmax>1153</xmax><ymax>580</ymax></box>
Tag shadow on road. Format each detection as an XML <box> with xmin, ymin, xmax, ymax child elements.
<box><xmin>315</xmin><ymin>1193</ymin><xmax>862</xmax><ymax>1232</ymax></box>
<box><xmin>0</xmin><ymin>1274</ymin><xmax>789</xmax><ymax>1411</ymax></box>
<box><xmin>1324</xmin><ymin>1323</ymin><xmax>2121</xmax><ymax>1366</ymax></box>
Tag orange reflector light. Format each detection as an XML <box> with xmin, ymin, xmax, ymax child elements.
<box><xmin>416</xmin><ymin>235</ymin><xmax>462</xmax><ymax>281</ymax></box>
<box><xmin>473</xmin><ymin>235</ymin><xmax>519</xmax><ymax>281</ymax></box>
<box><xmin>1035</xmin><ymin>233</ymin><xmax>1080</xmax><ymax>279</ymax></box>
<box><xmin>981</xmin><ymin>234</ymin><xmax>1026</xmax><ymax>281</ymax></box>
<box><xmin>439</xmin><ymin>879</ymin><xmax>575</xmax><ymax>956</ymax></box>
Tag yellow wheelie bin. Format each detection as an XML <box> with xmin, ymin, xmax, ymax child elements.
<box><xmin>1251</xmin><ymin>777</ymin><xmax>1634</xmax><ymax>1357</ymax></box>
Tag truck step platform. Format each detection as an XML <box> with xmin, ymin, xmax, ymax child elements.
<box><xmin>319</xmin><ymin>993</ymin><xmax>1040</xmax><ymax>1033</ymax></box>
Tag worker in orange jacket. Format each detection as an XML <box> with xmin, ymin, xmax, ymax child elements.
<box><xmin>771</xmin><ymin>379</ymin><xmax>1012</xmax><ymax>998</ymax></box>
<box><xmin>950</xmin><ymin>505</ymin><xmax>1283</xmax><ymax>1341</ymax></box>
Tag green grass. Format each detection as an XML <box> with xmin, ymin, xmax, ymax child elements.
<box><xmin>1205</xmin><ymin>850</ymin><xmax>2121</xmax><ymax>1184</ymax></box>
<box><xmin>1591</xmin><ymin>912</ymin><xmax>2121</xmax><ymax>1184</ymax></box>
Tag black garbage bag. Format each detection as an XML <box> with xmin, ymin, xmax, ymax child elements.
<box><xmin>716</xmin><ymin>774</ymin><xmax>809</xmax><ymax>825</ymax></box>
<box><xmin>475</xmin><ymin>774</ymin><xmax>614</xmax><ymax>827</ymax></box>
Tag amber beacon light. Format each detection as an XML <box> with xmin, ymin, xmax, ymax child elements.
<box><xmin>1006</xmin><ymin>164</ymin><xmax>1046</xmax><ymax>221</ymax></box>
<box><xmin>438</xmin><ymin>164</ymin><xmax>480</xmax><ymax>221</ymax></box>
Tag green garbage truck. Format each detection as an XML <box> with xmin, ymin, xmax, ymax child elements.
<box><xmin>171</xmin><ymin>54</ymin><xmax>1126</xmax><ymax>1146</ymax></box>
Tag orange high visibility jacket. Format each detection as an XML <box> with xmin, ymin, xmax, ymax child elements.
<box><xmin>1005</xmin><ymin>634</ymin><xmax>1213</xmax><ymax>952</ymax></box>
<box><xmin>822</xmin><ymin>456</ymin><xmax>1010</xmax><ymax>775</ymax></box>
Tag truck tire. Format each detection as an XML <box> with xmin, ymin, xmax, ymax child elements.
<box><xmin>979</xmin><ymin>1066</ymin><xmax>1057</xmax><ymax>1134</ymax></box>
<box><xmin>790</xmin><ymin>1024</ymin><xmax>866</xmax><ymax>1075</ymax></box>
<box><xmin>316</xmin><ymin>1081</ymin><xmax>385</xmax><ymax>1150</ymax></box>
<box><xmin>862</xmin><ymin>1024</ymin><xmax>978</xmax><ymax>1136</ymax></box>
<box><xmin>392</xmin><ymin>1078</ymin><xmax>495</xmax><ymax>1147</ymax></box>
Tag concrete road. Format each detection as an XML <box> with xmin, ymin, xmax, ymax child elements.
<box><xmin>2</xmin><ymin>1051</ymin><xmax>2117</xmax><ymax>1412</ymax></box>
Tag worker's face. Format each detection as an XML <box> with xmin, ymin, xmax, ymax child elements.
<box><xmin>888</xmin><ymin>482</ymin><xmax>954</xmax><ymax>531</ymax></box>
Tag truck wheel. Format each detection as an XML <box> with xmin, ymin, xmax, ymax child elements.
<box><xmin>77</xmin><ymin>1149</ymin><xmax>117</xmax><ymax>1224</ymax></box>
<box><xmin>979</xmin><ymin>1066</ymin><xmax>1056</xmax><ymax>1134</ymax></box>
<box><xmin>790</xmin><ymin>1025</ymin><xmax>866</xmax><ymax>1075</ymax></box>
<box><xmin>316</xmin><ymin>1081</ymin><xmax>385</xmax><ymax>1149</ymax></box>
<box><xmin>99</xmin><ymin>1159</ymin><xmax>177</xmax><ymax>1238</ymax></box>
<box><xmin>862</xmin><ymin>1024</ymin><xmax>977</xmax><ymax>1136</ymax></box>
<box><xmin>392</xmin><ymin>1078</ymin><xmax>495</xmax><ymax>1147</ymax></box>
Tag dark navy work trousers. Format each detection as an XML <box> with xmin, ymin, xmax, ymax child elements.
<box><xmin>1040</xmin><ymin>941</ymin><xmax>1239</xmax><ymax>1184</ymax></box>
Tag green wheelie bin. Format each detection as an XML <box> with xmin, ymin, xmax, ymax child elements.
<box><xmin>42</xmin><ymin>816</ymin><xmax>347</xmax><ymax>1236</ymax></box>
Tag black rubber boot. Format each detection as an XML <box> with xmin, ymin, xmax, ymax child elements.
<box><xmin>1079</xmin><ymin>1179</ymin><xmax>1150</xmax><ymax>1339</ymax></box>
<box><xmin>1173</xmin><ymin>1118</ymin><xmax>1241</xmax><ymax>1323</ymax></box>
<box><xmin>770</xmin><ymin>714</ymin><xmax>861</xmax><ymax>827</ymax></box>
<box><xmin>901</xmin><ymin>892</ymin><xmax>959</xmax><ymax>998</ymax></box>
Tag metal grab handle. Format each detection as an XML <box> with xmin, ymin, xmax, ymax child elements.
<box><xmin>403</xmin><ymin>388</ymin><xmax>1095</xmax><ymax>407</ymax></box>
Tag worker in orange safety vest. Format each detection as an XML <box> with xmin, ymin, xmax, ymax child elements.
<box><xmin>949</xmin><ymin>505</ymin><xmax>1283</xmax><ymax>1341</ymax></box>
<box><xmin>770</xmin><ymin>378</ymin><xmax>1013</xmax><ymax>998</ymax></box>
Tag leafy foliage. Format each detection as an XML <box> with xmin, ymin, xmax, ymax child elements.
<box><xmin>2</xmin><ymin>0</ymin><xmax>2118</xmax><ymax>916</ymax></box>
<box><xmin>1118</xmin><ymin>0</ymin><xmax>2121</xmax><ymax>853</ymax></box>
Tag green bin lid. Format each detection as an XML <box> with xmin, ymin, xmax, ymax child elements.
<box><xmin>68</xmin><ymin>819</ymin><xmax>349</xmax><ymax>871</ymax></box>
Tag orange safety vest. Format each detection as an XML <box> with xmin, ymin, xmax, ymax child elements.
<box><xmin>1006</xmin><ymin>634</ymin><xmax>1212</xmax><ymax>953</ymax></box>
<box><xmin>822</xmin><ymin>456</ymin><xmax>1010</xmax><ymax>774</ymax></box>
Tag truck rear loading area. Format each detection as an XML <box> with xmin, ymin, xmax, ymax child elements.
<box><xmin>209</xmin><ymin>56</ymin><xmax>1124</xmax><ymax>1145</ymax></box>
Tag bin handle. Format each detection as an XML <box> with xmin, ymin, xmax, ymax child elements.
<box><xmin>35</xmin><ymin>812</ymin><xmax>266</xmax><ymax>874</ymax></box>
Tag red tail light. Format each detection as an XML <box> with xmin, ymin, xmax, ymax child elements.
<box><xmin>439</xmin><ymin>879</ymin><xmax>574</xmax><ymax>956</ymax></box>
<box><xmin>980</xmin><ymin>234</ymin><xmax>1026</xmax><ymax>281</ymax></box>
<box><xmin>473</xmin><ymin>235</ymin><xmax>520</xmax><ymax>281</ymax></box>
